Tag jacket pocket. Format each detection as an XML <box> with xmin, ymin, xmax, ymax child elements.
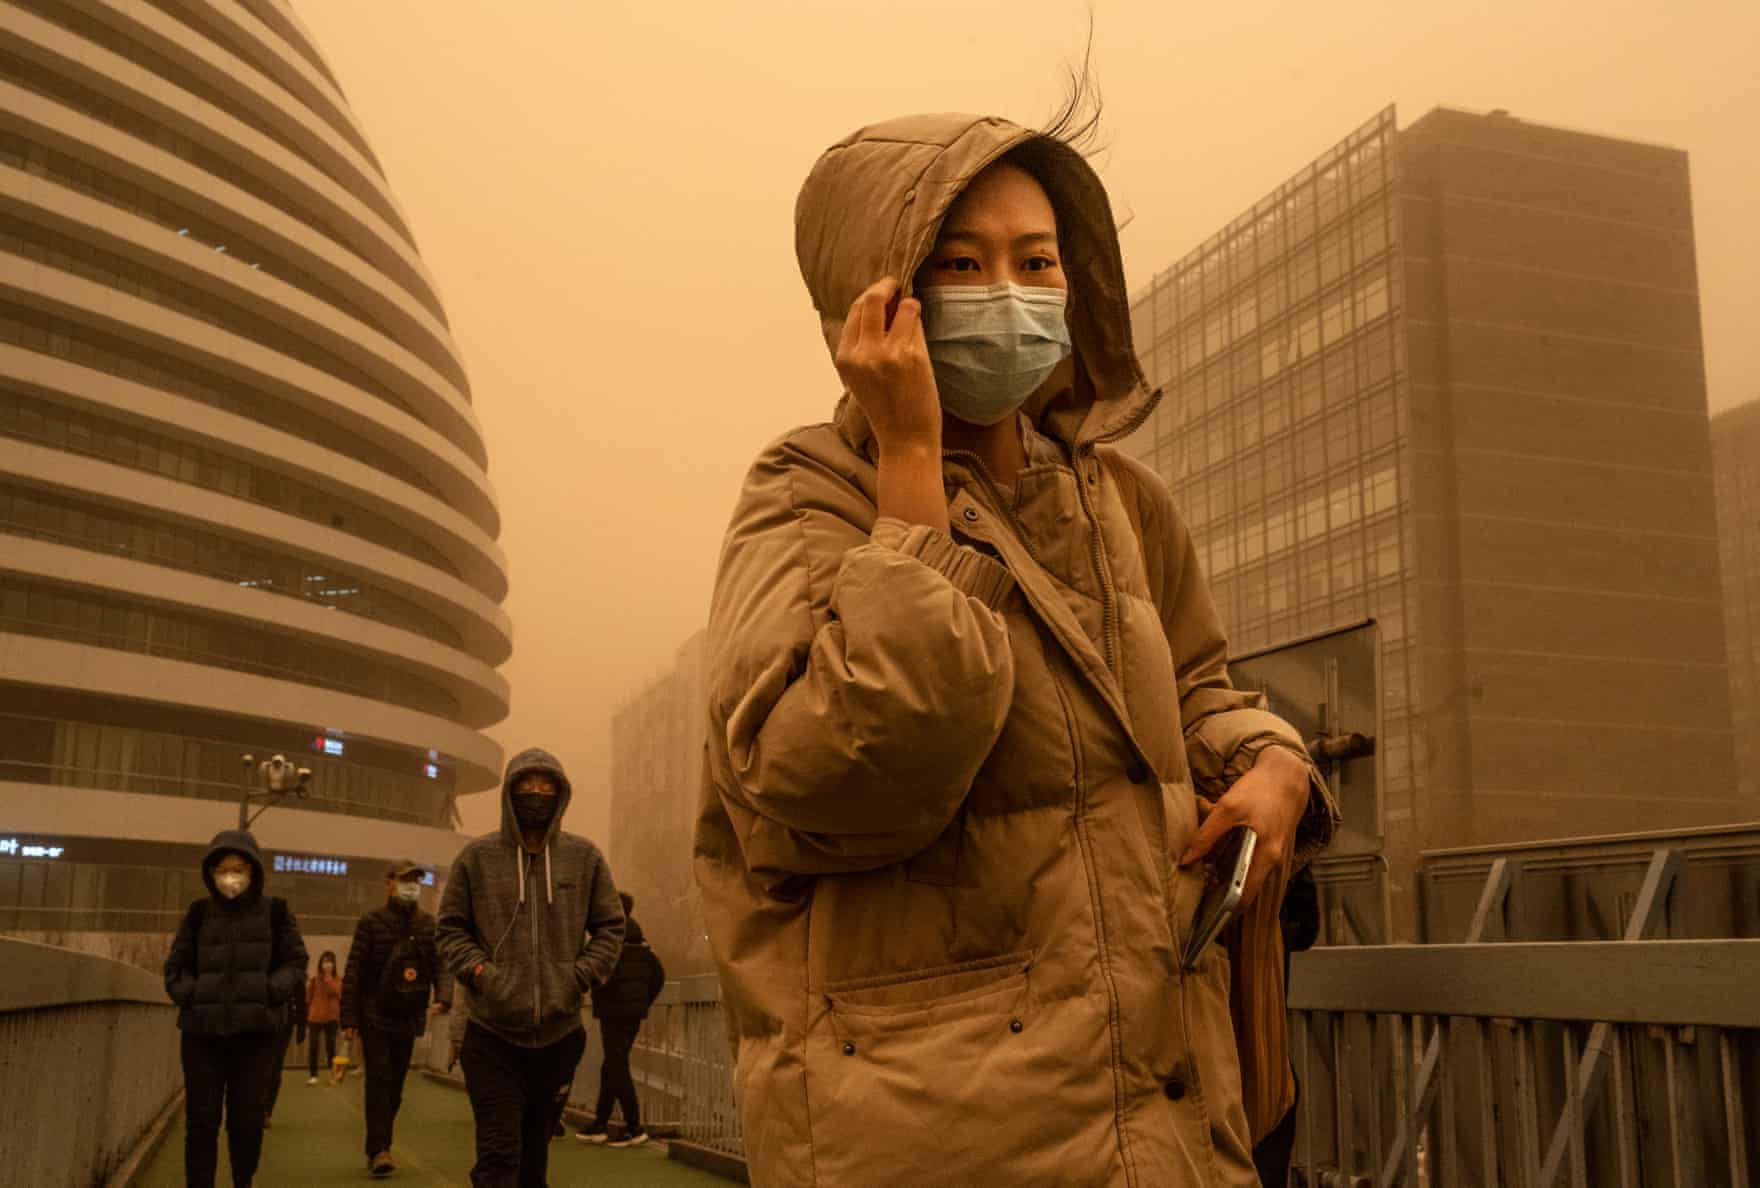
<box><xmin>806</xmin><ymin>953</ymin><xmax>1108</xmax><ymax>1186</ymax></box>
<box><xmin>469</xmin><ymin>961</ymin><xmax>532</xmax><ymax>1030</ymax></box>
<box><xmin>539</xmin><ymin>958</ymin><xmax>585</xmax><ymax>1026</ymax></box>
<box><xmin>822</xmin><ymin>951</ymin><xmax>1032</xmax><ymax>1018</ymax></box>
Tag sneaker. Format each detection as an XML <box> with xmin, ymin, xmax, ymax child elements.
<box><xmin>608</xmin><ymin>1128</ymin><xmax>648</xmax><ymax>1148</ymax></box>
<box><xmin>575</xmin><ymin>1124</ymin><xmax>609</xmax><ymax>1144</ymax></box>
<box><xmin>305</xmin><ymin>1075</ymin><xmax>318</xmax><ymax>1086</ymax></box>
<box><xmin>369</xmin><ymin>1150</ymin><xmax>395</xmax><ymax>1177</ymax></box>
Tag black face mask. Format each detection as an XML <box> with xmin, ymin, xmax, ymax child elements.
<box><xmin>511</xmin><ymin>793</ymin><xmax>557</xmax><ymax>830</ymax></box>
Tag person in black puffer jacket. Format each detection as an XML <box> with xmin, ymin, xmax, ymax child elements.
<box><xmin>340</xmin><ymin>858</ymin><xmax>451</xmax><ymax>1178</ymax></box>
<box><xmin>164</xmin><ymin>829</ymin><xmax>308</xmax><ymax>1188</ymax></box>
<box><xmin>574</xmin><ymin>893</ymin><xmax>667</xmax><ymax>1148</ymax></box>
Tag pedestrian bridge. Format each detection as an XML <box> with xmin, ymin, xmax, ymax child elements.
<box><xmin>132</xmin><ymin>1065</ymin><xmax>726</xmax><ymax>1187</ymax></box>
<box><xmin>4</xmin><ymin>825</ymin><xmax>1760</xmax><ymax>1186</ymax></box>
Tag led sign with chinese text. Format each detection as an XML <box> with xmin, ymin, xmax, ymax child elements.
<box><xmin>0</xmin><ymin>837</ymin><xmax>64</xmax><ymax>859</ymax></box>
<box><xmin>272</xmin><ymin>853</ymin><xmax>348</xmax><ymax>877</ymax></box>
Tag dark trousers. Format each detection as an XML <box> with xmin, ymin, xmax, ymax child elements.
<box><xmin>594</xmin><ymin>1016</ymin><xmax>643</xmax><ymax>1129</ymax></box>
<box><xmin>307</xmin><ymin>1020</ymin><xmax>339</xmax><ymax>1076</ymax></box>
<box><xmin>460</xmin><ymin>1023</ymin><xmax>587</xmax><ymax>1188</ymax></box>
<box><xmin>1253</xmin><ymin>1074</ymin><xmax>1302</xmax><ymax>1188</ymax></box>
<box><xmin>262</xmin><ymin>1025</ymin><xmax>293</xmax><ymax>1118</ymax></box>
<box><xmin>361</xmin><ymin>1026</ymin><xmax>418</xmax><ymax>1159</ymax></box>
<box><xmin>181</xmin><ymin>1030</ymin><xmax>279</xmax><ymax>1188</ymax></box>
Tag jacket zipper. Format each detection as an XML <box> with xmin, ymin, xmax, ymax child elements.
<box><xmin>953</xmin><ymin>442</ymin><xmax>1142</xmax><ymax>1183</ymax></box>
<box><xmin>529</xmin><ymin>853</ymin><xmax>541</xmax><ymax>1026</ymax></box>
<box><xmin>1073</xmin><ymin>443</ymin><xmax>1121</xmax><ymax>676</ymax></box>
<box><xmin>945</xmin><ymin>449</ymin><xmax>1044</xmax><ymax>569</ymax></box>
<box><xmin>1047</xmin><ymin>656</ymin><xmax>1138</xmax><ymax>1184</ymax></box>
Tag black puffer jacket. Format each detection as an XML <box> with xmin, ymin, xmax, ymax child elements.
<box><xmin>339</xmin><ymin>900</ymin><xmax>448</xmax><ymax>1037</ymax></box>
<box><xmin>589</xmin><ymin>917</ymin><xmax>666</xmax><ymax>1020</ymax></box>
<box><xmin>163</xmin><ymin>830</ymin><xmax>308</xmax><ymax>1036</ymax></box>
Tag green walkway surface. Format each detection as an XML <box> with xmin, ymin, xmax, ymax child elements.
<box><xmin>139</xmin><ymin>1069</ymin><xmax>731</xmax><ymax>1187</ymax></box>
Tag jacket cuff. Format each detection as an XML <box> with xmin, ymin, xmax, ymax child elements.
<box><xmin>1229</xmin><ymin>739</ymin><xmax>1342</xmax><ymax>866</ymax></box>
<box><xmin>871</xmin><ymin>516</ymin><xmax>1015</xmax><ymax>610</ymax></box>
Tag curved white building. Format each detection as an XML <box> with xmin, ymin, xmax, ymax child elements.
<box><xmin>0</xmin><ymin>0</ymin><xmax>506</xmax><ymax>960</ymax></box>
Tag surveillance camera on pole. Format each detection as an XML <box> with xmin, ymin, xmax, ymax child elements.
<box><xmin>238</xmin><ymin>752</ymin><xmax>314</xmax><ymax>828</ymax></box>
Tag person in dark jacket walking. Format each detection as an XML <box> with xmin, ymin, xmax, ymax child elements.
<box><xmin>575</xmin><ymin>892</ymin><xmax>666</xmax><ymax>1148</ymax></box>
<box><xmin>163</xmin><ymin>829</ymin><xmax>308</xmax><ymax>1188</ymax></box>
<box><xmin>341</xmin><ymin>859</ymin><xmax>451</xmax><ymax>1178</ymax></box>
<box><xmin>437</xmin><ymin>748</ymin><xmax>625</xmax><ymax>1188</ymax></box>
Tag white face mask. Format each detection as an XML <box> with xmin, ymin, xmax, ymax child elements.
<box><xmin>920</xmin><ymin>282</ymin><xmax>1072</xmax><ymax>427</ymax></box>
<box><xmin>215</xmin><ymin>871</ymin><xmax>249</xmax><ymax>899</ymax></box>
<box><xmin>395</xmin><ymin>882</ymin><xmax>421</xmax><ymax>904</ymax></box>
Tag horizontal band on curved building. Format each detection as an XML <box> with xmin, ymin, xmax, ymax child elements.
<box><xmin>0</xmin><ymin>0</ymin><xmax>509</xmax><ymax>970</ymax></box>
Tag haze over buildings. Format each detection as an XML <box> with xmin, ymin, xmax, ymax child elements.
<box><xmin>295</xmin><ymin>1</ymin><xmax>1760</xmax><ymax>845</ymax></box>
<box><xmin>0</xmin><ymin>0</ymin><xmax>507</xmax><ymax>964</ymax></box>
<box><xmin>1126</xmin><ymin>106</ymin><xmax>1743</xmax><ymax>909</ymax></box>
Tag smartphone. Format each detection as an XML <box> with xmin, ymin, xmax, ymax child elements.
<box><xmin>1181</xmin><ymin>825</ymin><xmax>1258</xmax><ymax>972</ymax></box>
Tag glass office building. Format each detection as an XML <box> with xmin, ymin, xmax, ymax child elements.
<box><xmin>0</xmin><ymin>0</ymin><xmax>508</xmax><ymax>963</ymax></box>
<box><xmin>1127</xmin><ymin>108</ymin><xmax>1742</xmax><ymax>930</ymax></box>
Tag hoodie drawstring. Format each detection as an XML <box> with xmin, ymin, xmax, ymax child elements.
<box><xmin>513</xmin><ymin>845</ymin><xmax>553</xmax><ymax>904</ymax></box>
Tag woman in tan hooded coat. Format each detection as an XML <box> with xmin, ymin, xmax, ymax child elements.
<box><xmin>697</xmin><ymin>109</ymin><xmax>1341</xmax><ymax>1187</ymax></box>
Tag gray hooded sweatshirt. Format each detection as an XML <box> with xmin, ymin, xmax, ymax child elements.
<box><xmin>437</xmin><ymin>748</ymin><xmax>625</xmax><ymax>1048</ymax></box>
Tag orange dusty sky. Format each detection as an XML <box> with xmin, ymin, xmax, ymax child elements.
<box><xmin>295</xmin><ymin>0</ymin><xmax>1760</xmax><ymax>842</ymax></box>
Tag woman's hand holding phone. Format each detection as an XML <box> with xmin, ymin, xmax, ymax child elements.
<box><xmin>1179</xmin><ymin>745</ymin><xmax>1313</xmax><ymax>908</ymax></box>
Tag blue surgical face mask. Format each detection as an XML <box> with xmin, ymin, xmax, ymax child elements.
<box><xmin>919</xmin><ymin>282</ymin><xmax>1072</xmax><ymax>427</ymax></box>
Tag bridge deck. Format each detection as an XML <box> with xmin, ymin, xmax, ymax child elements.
<box><xmin>137</xmin><ymin>1068</ymin><xmax>730</xmax><ymax>1186</ymax></box>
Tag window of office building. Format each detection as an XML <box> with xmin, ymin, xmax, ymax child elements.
<box><xmin>1126</xmin><ymin>107</ymin><xmax>1417</xmax><ymax>812</ymax></box>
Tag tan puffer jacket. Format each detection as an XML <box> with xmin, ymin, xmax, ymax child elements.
<box><xmin>696</xmin><ymin>112</ymin><xmax>1340</xmax><ymax>1188</ymax></box>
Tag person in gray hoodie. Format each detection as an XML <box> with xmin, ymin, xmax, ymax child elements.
<box><xmin>437</xmin><ymin>748</ymin><xmax>625</xmax><ymax>1187</ymax></box>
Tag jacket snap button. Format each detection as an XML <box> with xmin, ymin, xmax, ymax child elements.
<box><xmin>1164</xmin><ymin>1079</ymin><xmax>1187</xmax><ymax>1101</ymax></box>
<box><xmin>842</xmin><ymin>1042</ymin><xmax>855</xmax><ymax>1056</ymax></box>
<box><xmin>962</xmin><ymin>507</ymin><xmax>979</xmax><ymax>522</ymax></box>
<box><xmin>1127</xmin><ymin>761</ymin><xmax>1151</xmax><ymax>784</ymax></box>
<box><xmin>1009</xmin><ymin>1018</ymin><xmax>1023</xmax><ymax>1034</ymax></box>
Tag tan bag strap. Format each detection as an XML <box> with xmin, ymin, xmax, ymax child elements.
<box><xmin>1098</xmin><ymin>446</ymin><xmax>1296</xmax><ymax>1140</ymax></box>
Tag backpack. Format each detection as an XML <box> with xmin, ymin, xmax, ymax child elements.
<box><xmin>374</xmin><ymin>913</ymin><xmax>433</xmax><ymax>1021</ymax></box>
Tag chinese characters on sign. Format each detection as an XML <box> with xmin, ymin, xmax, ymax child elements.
<box><xmin>0</xmin><ymin>837</ymin><xmax>66</xmax><ymax>859</ymax></box>
<box><xmin>272</xmin><ymin>853</ymin><xmax>349</xmax><ymax>876</ymax></box>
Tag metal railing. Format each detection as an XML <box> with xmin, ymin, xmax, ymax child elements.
<box><xmin>627</xmin><ymin>974</ymin><xmax>742</xmax><ymax>1156</ymax></box>
<box><xmin>1285</xmin><ymin>850</ymin><xmax>1760</xmax><ymax>1188</ymax></box>
<box><xmin>417</xmin><ymin>974</ymin><xmax>746</xmax><ymax>1162</ymax></box>
<box><xmin>0</xmin><ymin>936</ymin><xmax>181</xmax><ymax>1186</ymax></box>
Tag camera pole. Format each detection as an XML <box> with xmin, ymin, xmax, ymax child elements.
<box><xmin>237</xmin><ymin>753</ymin><xmax>313</xmax><ymax>831</ymax></box>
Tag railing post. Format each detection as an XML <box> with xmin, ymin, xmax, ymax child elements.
<box><xmin>1536</xmin><ymin>849</ymin><xmax>1681</xmax><ymax>1187</ymax></box>
<box><xmin>1664</xmin><ymin>1027</ymin><xmax>1702</xmax><ymax>1188</ymax></box>
<box><xmin>1377</xmin><ymin>858</ymin><xmax>1515</xmax><ymax>1187</ymax></box>
<box><xmin>1512</xmin><ymin>1020</ymin><xmax>1542</xmax><ymax>1188</ymax></box>
<box><xmin>1608</xmin><ymin>1027</ymin><xmax>1638</xmax><ymax>1188</ymax></box>
<box><xmin>1720</xmin><ymin>1030</ymin><xmax>1749</xmax><ymax>1188</ymax></box>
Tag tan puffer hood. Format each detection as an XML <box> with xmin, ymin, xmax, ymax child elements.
<box><xmin>794</xmin><ymin>112</ymin><xmax>1153</xmax><ymax>448</ymax></box>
